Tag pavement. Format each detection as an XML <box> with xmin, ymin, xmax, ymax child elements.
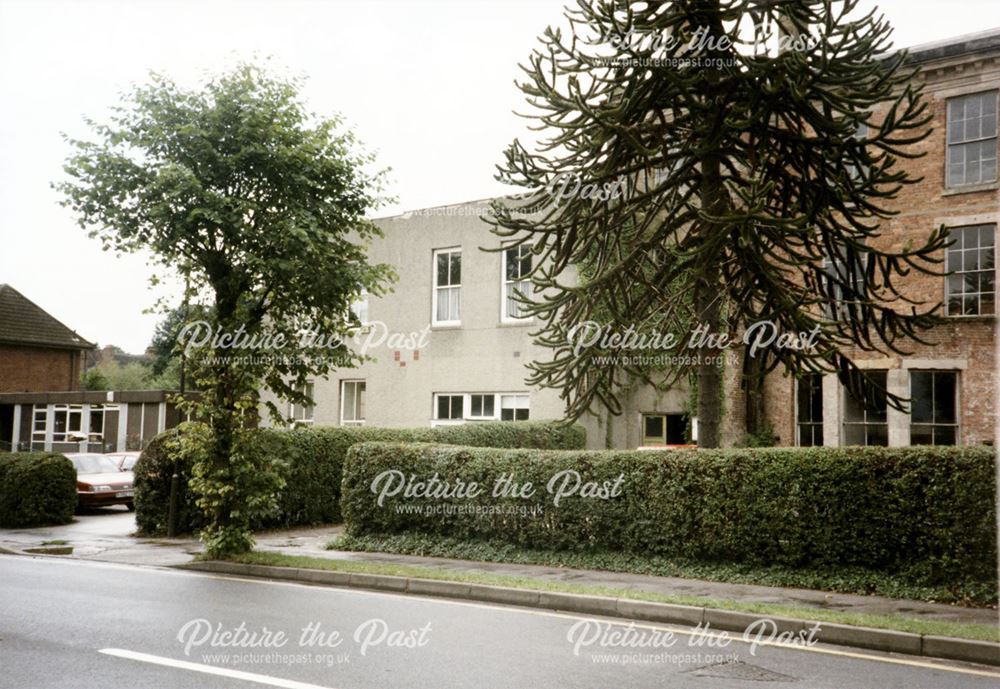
<box><xmin>3</xmin><ymin>554</ymin><xmax>999</xmax><ymax>689</ymax></box>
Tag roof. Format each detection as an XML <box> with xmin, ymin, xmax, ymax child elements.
<box><xmin>0</xmin><ymin>284</ymin><xmax>95</xmax><ymax>350</ymax></box>
<box><xmin>904</xmin><ymin>28</ymin><xmax>1000</xmax><ymax>64</ymax></box>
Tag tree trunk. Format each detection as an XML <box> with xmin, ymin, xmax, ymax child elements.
<box><xmin>694</xmin><ymin>279</ymin><xmax>722</xmax><ymax>448</ymax></box>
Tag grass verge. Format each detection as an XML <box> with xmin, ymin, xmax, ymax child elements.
<box><xmin>221</xmin><ymin>550</ymin><xmax>999</xmax><ymax>643</ymax></box>
<box><xmin>331</xmin><ymin>533</ymin><xmax>997</xmax><ymax>607</ymax></box>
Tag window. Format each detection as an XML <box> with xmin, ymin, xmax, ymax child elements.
<box><xmin>910</xmin><ymin>371</ymin><xmax>958</xmax><ymax>445</ymax></box>
<box><xmin>842</xmin><ymin>371</ymin><xmax>888</xmax><ymax>446</ymax></box>
<box><xmin>435</xmin><ymin>394</ymin><xmax>464</xmax><ymax>421</ymax></box>
<box><xmin>433</xmin><ymin>392</ymin><xmax>527</xmax><ymax>424</ymax></box>
<box><xmin>291</xmin><ymin>382</ymin><xmax>315</xmax><ymax>425</ymax></box>
<box><xmin>946</xmin><ymin>224</ymin><xmax>996</xmax><ymax>316</ymax></box>
<box><xmin>52</xmin><ymin>404</ymin><xmax>84</xmax><ymax>442</ymax></box>
<box><xmin>350</xmin><ymin>290</ymin><xmax>369</xmax><ymax>326</ymax></box>
<box><xmin>796</xmin><ymin>373</ymin><xmax>824</xmax><ymax>447</ymax></box>
<box><xmin>340</xmin><ymin>381</ymin><xmax>364</xmax><ymax>426</ymax></box>
<box><xmin>31</xmin><ymin>406</ymin><xmax>46</xmax><ymax>444</ymax></box>
<box><xmin>433</xmin><ymin>248</ymin><xmax>461</xmax><ymax>325</ymax></box>
<box><xmin>822</xmin><ymin>245</ymin><xmax>868</xmax><ymax>321</ymax></box>
<box><xmin>469</xmin><ymin>394</ymin><xmax>496</xmax><ymax>419</ymax></box>
<box><xmin>87</xmin><ymin>404</ymin><xmax>117</xmax><ymax>442</ymax></box>
<box><xmin>846</xmin><ymin>122</ymin><xmax>869</xmax><ymax>183</ymax></box>
<box><xmin>946</xmin><ymin>91</ymin><xmax>998</xmax><ymax>188</ymax></box>
<box><xmin>500</xmin><ymin>394</ymin><xmax>530</xmax><ymax>421</ymax></box>
<box><xmin>502</xmin><ymin>244</ymin><xmax>533</xmax><ymax>321</ymax></box>
<box><xmin>642</xmin><ymin>413</ymin><xmax>689</xmax><ymax>445</ymax></box>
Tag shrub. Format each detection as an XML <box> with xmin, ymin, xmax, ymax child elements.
<box><xmin>341</xmin><ymin>443</ymin><xmax>997</xmax><ymax>588</ymax></box>
<box><xmin>134</xmin><ymin>421</ymin><xmax>585</xmax><ymax>535</ymax></box>
<box><xmin>133</xmin><ymin>426</ymin><xmax>205</xmax><ymax>536</ymax></box>
<box><xmin>0</xmin><ymin>453</ymin><xmax>77</xmax><ymax>527</ymax></box>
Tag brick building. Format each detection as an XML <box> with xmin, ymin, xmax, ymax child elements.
<box><xmin>752</xmin><ymin>30</ymin><xmax>998</xmax><ymax>449</ymax></box>
<box><xmin>0</xmin><ymin>284</ymin><xmax>94</xmax><ymax>394</ymax></box>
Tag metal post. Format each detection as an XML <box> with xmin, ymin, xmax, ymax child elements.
<box><xmin>167</xmin><ymin>472</ymin><xmax>180</xmax><ymax>538</ymax></box>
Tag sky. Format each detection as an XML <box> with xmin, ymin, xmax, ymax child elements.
<box><xmin>1</xmin><ymin>0</ymin><xmax>998</xmax><ymax>353</ymax></box>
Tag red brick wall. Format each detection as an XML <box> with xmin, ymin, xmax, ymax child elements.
<box><xmin>0</xmin><ymin>345</ymin><xmax>84</xmax><ymax>392</ymax></box>
<box><xmin>761</xmin><ymin>62</ymin><xmax>998</xmax><ymax>447</ymax></box>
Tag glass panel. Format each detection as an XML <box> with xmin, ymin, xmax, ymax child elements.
<box><xmin>436</xmin><ymin>252</ymin><xmax>449</xmax><ymax>287</ymax></box>
<box><xmin>90</xmin><ymin>410</ymin><xmax>104</xmax><ymax>435</ymax></box>
<box><xmin>356</xmin><ymin>384</ymin><xmax>366</xmax><ymax>421</ymax></box>
<box><xmin>501</xmin><ymin>409</ymin><xmax>513</xmax><ymax>421</ymax></box>
<box><xmin>515</xmin><ymin>409</ymin><xmax>529</xmax><ymax>421</ymax></box>
<box><xmin>471</xmin><ymin>395</ymin><xmax>482</xmax><ymax>417</ymax></box>
<box><xmin>934</xmin><ymin>426</ymin><xmax>956</xmax><ymax>446</ymax></box>
<box><xmin>910</xmin><ymin>424</ymin><xmax>933</xmax><ymax>446</ymax></box>
<box><xmin>933</xmin><ymin>373</ymin><xmax>956</xmax><ymax>423</ymax></box>
<box><xmin>868</xmin><ymin>424</ymin><xmax>888</xmax><ymax>447</ymax></box>
<box><xmin>505</xmin><ymin>247</ymin><xmax>519</xmax><ymax>281</ymax></box>
<box><xmin>869</xmin><ymin>377</ymin><xmax>888</xmax><ymax>423</ymax></box>
<box><xmin>644</xmin><ymin>415</ymin><xmax>665</xmax><ymax>442</ymax></box>
<box><xmin>343</xmin><ymin>383</ymin><xmax>358</xmax><ymax>422</ymax></box>
<box><xmin>843</xmin><ymin>390</ymin><xmax>865</xmax><ymax>422</ymax></box>
<box><xmin>843</xmin><ymin>424</ymin><xmax>866</xmax><ymax>446</ymax></box>
<box><xmin>482</xmin><ymin>395</ymin><xmax>494</xmax><ymax>417</ymax></box>
<box><xmin>449</xmin><ymin>252</ymin><xmax>461</xmax><ymax>285</ymax></box>
<box><xmin>436</xmin><ymin>395</ymin><xmax>449</xmax><ymax>420</ymax></box>
<box><xmin>910</xmin><ymin>372</ymin><xmax>933</xmax><ymax>423</ymax></box>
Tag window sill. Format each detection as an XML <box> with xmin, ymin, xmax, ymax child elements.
<box><xmin>431</xmin><ymin>323</ymin><xmax>462</xmax><ymax>331</ymax></box>
<box><xmin>498</xmin><ymin>319</ymin><xmax>535</xmax><ymax>328</ymax></box>
<box><xmin>940</xmin><ymin>182</ymin><xmax>998</xmax><ymax>197</ymax></box>
<box><xmin>943</xmin><ymin>314</ymin><xmax>996</xmax><ymax>322</ymax></box>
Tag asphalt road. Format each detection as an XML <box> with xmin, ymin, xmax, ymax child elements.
<box><xmin>0</xmin><ymin>555</ymin><xmax>996</xmax><ymax>689</ymax></box>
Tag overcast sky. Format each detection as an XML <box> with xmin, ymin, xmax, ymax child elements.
<box><xmin>1</xmin><ymin>0</ymin><xmax>998</xmax><ymax>353</ymax></box>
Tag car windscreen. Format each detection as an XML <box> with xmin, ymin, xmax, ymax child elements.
<box><xmin>70</xmin><ymin>455</ymin><xmax>122</xmax><ymax>474</ymax></box>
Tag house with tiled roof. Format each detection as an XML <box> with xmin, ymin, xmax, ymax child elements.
<box><xmin>0</xmin><ymin>284</ymin><xmax>94</xmax><ymax>394</ymax></box>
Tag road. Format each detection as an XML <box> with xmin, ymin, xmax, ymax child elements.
<box><xmin>0</xmin><ymin>555</ymin><xmax>996</xmax><ymax>689</ymax></box>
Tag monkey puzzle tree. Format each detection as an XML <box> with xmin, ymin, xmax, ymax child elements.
<box><xmin>58</xmin><ymin>64</ymin><xmax>394</xmax><ymax>554</ymax></box>
<box><xmin>491</xmin><ymin>0</ymin><xmax>947</xmax><ymax>447</ymax></box>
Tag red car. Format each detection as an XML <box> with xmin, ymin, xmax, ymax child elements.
<box><xmin>65</xmin><ymin>453</ymin><xmax>135</xmax><ymax>511</ymax></box>
<box><xmin>106</xmin><ymin>451</ymin><xmax>141</xmax><ymax>472</ymax></box>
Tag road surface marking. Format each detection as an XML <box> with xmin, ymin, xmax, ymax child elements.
<box><xmin>9</xmin><ymin>557</ymin><xmax>996</xmax><ymax>680</ymax></box>
<box><xmin>100</xmin><ymin>648</ymin><xmax>337</xmax><ymax>689</ymax></box>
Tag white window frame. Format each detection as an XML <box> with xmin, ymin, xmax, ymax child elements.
<box><xmin>432</xmin><ymin>393</ymin><xmax>465</xmax><ymax>426</ymax></box>
<box><xmin>290</xmin><ymin>382</ymin><xmax>315</xmax><ymax>425</ymax></box>
<box><xmin>499</xmin><ymin>394</ymin><xmax>530</xmax><ymax>422</ymax></box>
<box><xmin>468</xmin><ymin>393</ymin><xmax>496</xmax><ymax>419</ymax></box>
<box><xmin>945</xmin><ymin>224</ymin><xmax>996</xmax><ymax>317</ymax></box>
<box><xmin>946</xmin><ymin>90</ymin><xmax>998</xmax><ymax>189</ymax></box>
<box><xmin>841</xmin><ymin>371</ymin><xmax>889</xmax><ymax>447</ymax></box>
<box><xmin>822</xmin><ymin>245</ymin><xmax>868</xmax><ymax>321</ymax></box>
<box><xmin>501</xmin><ymin>244</ymin><xmax>533</xmax><ymax>323</ymax></box>
<box><xmin>909</xmin><ymin>370</ymin><xmax>960</xmax><ymax>446</ymax></box>
<box><xmin>432</xmin><ymin>247</ymin><xmax>462</xmax><ymax>327</ymax></box>
<box><xmin>431</xmin><ymin>392</ymin><xmax>530</xmax><ymax>426</ymax></box>
<box><xmin>340</xmin><ymin>380</ymin><xmax>365</xmax><ymax>426</ymax></box>
<box><xmin>350</xmin><ymin>289</ymin><xmax>370</xmax><ymax>326</ymax></box>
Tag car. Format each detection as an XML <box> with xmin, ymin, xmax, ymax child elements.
<box><xmin>64</xmin><ymin>453</ymin><xmax>135</xmax><ymax>511</ymax></box>
<box><xmin>106</xmin><ymin>451</ymin><xmax>141</xmax><ymax>472</ymax></box>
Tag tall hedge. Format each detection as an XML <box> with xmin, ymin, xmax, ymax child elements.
<box><xmin>342</xmin><ymin>443</ymin><xmax>997</xmax><ymax>586</ymax></box>
<box><xmin>0</xmin><ymin>453</ymin><xmax>77</xmax><ymax>527</ymax></box>
<box><xmin>134</xmin><ymin>421</ymin><xmax>585</xmax><ymax>536</ymax></box>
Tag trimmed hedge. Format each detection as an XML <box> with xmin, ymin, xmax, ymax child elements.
<box><xmin>341</xmin><ymin>443</ymin><xmax>997</xmax><ymax>587</ymax></box>
<box><xmin>0</xmin><ymin>453</ymin><xmax>77</xmax><ymax>527</ymax></box>
<box><xmin>134</xmin><ymin>421</ymin><xmax>585</xmax><ymax>536</ymax></box>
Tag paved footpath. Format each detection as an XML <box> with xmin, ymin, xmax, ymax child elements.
<box><xmin>1</xmin><ymin>510</ymin><xmax>996</xmax><ymax>628</ymax></box>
